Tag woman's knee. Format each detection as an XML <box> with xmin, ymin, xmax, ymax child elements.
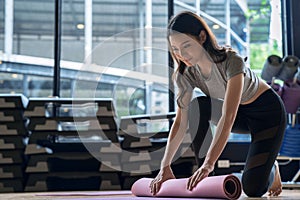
<box><xmin>242</xmin><ymin>174</ymin><xmax>268</xmax><ymax>197</ymax></box>
<box><xmin>243</xmin><ymin>185</ymin><xmax>266</xmax><ymax>197</ymax></box>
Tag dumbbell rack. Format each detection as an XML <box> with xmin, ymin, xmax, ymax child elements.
<box><xmin>23</xmin><ymin>98</ymin><xmax>122</xmax><ymax>192</ymax></box>
<box><xmin>0</xmin><ymin>94</ymin><xmax>29</xmax><ymax>192</ymax></box>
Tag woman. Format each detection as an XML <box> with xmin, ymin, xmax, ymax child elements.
<box><xmin>149</xmin><ymin>11</ymin><xmax>286</xmax><ymax>197</ymax></box>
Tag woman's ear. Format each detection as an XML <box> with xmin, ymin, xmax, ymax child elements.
<box><xmin>199</xmin><ymin>30</ymin><xmax>207</xmax><ymax>45</ymax></box>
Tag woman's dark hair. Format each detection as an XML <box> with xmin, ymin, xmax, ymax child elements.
<box><xmin>168</xmin><ymin>11</ymin><xmax>229</xmax><ymax>108</ymax></box>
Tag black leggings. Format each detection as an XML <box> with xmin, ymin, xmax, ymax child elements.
<box><xmin>188</xmin><ymin>89</ymin><xmax>287</xmax><ymax>197</ymax></box>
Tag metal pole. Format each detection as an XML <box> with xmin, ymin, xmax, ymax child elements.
<box><xmin>168</xmin><ymin>0</ymin><xmax>175</xmax><ymax>116</ymax></box>
<box><xmin>53</xmin><ymin>0</ymin><xmax>62</xmax><ymax>97</ymax></box>
<box><xmin>281</xmin><ymin>0</ymin><xmax>293</xmax><ymax>56</ymax></box>
<box><xmin>281</xmin><ymin>0</ymin><xmax>286</xmax><ymax>56</ymax></box>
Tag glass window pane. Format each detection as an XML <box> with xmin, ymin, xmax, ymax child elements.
<box><xmin>27</xmin><ymin>75</ymin><xmax>52</xmax><ymax>97</ymax></box>
<box><xmin>201</xmin><ymin>0</ymin><xmax>226</xmax><ymax>23</ymax></box>
<box><xmin>229</xmin><ymin>0</ymin><xmax>247</xmax><ymax>58</ymax></box>
<box><xmin>0</xmin><ymin>60</ymin><xmax>54</xmax><ymax>97</ymax></box>
<box><xmin>13</xmin><ymin>0</ymin><xmax>55</xmax><ymax>58</ymax></box>
<box><xmin>206</xmin><ymin>19</ymin><xmax>227</xmax><ymax>45</ymax></box>
<box><xmin>71</xmin><ymin>0</ymin><xmax>169</xmax><ymax>116</ymax></box>
<box><xmin>0</xmin><ymin>72</ymin><xmax>23</xmax><ymax>94</ymax></box>
<box><xmin>61</xmin><ymin>0</ymin><xmax>84</xmax><ymax>63</ymax></box>
<box><xmin>231</xmin><ymin>37</ymin><xmax>247</xmax><ymax>57</ymax></box>
<box><xmin>230</xmin><ymin>0</ymin><xmax>247</xmax><ymax>44</ymax></box>
<box><xmin>59</xmin><ymin>78</ymin><xmax>72</xmax><ymax>98</ymax></box>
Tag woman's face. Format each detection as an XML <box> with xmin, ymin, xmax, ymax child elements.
<box><xmin>169</xmin><ymin>33</ymin><xmax>205</xmax><ymax>66</ymax></box>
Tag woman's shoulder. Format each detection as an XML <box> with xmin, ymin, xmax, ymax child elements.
<box><xmin>222</xmin><ymin>49</ymin><xmax>246</xmax><ymax>66</ymax></box>
<box><xmin>225</xmin><ymin>49</ymin><xmax>242</xmax><ymax>59</ymax></box>
<box><xmin>219</xmin><ymin>49</ymin><xmax>246</xmax><ymax>77</ymax></box>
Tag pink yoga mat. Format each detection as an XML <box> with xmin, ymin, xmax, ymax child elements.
<box><xmin>131</xmin><ymin>175</ymin><xmax>242</xmax><ymax>200</ymax></box>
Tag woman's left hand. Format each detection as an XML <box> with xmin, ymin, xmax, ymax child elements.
<box><xmin>187</xmin><ymin>163</ymin><xmax>214</xmax><ymax>191</ymax></box>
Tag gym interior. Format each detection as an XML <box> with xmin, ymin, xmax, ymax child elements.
<box><xmin>0</xmin><ymin>0</ymin><xmax>300</xmax><ymax>199</ymax></box>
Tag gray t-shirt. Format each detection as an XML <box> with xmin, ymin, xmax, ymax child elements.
<box><xmin>178</xmin><ymin>51</ymin><xmax>259</xmax><ymax>107</ymax></box>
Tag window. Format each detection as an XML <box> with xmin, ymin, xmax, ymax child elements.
<box><xmin>70</xmin><ymin>0</ymin><xmax>169</xmax><ymax>117</ymax></box>
<box><xmin>0</xmin><ymin>0</ymin><xmax>282</xmax><ymax>121</ymax></box>
<box><xmin>13</xmin><ymin>0</ymin><xmax>55</xmax><ymax>58</ymax></box>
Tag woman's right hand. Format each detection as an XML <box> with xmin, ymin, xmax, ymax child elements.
<box><xmin>149</xmin><ymin>166</ymin><xmax>175</xmax><ymax>195</ymax></box>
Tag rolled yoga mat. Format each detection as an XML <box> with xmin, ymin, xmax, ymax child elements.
<box><xmin>277</xmin><ymin>55</ymin><xmax>299</xmax><ymax>81</ymax></box>
<box><xmin>131</xmin><ymin>174</ymin><xmax>242</xmax><ymax>200</ymax></box>
<box><xmin>261</xmin><ymin>55</ymin><xmax>282</xmax><ymax>82</ymax></box>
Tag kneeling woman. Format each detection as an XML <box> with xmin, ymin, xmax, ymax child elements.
<box><xmin>150</xmin><ymin>11</ymin><xmax>286</xmax><ymax>197</ymax></box>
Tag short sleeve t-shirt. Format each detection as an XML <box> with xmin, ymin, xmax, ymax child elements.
<box><xmin>179</xmin><ymin>51</ymin><xmax>260</xmax><ymax>105</ymax></box>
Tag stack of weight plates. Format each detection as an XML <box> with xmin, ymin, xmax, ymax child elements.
<box><xmin>0</xmin><ymin>94</ymin><xmax>29</xmax><ymax>192</ymax></box>
<box><xmin>24</xmin><ymin>98</ymin><xmax>122</xmax><ymax>192</ymax></box>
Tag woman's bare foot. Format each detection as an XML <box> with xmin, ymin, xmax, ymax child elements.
<box><xmin>268</xmin><ymin>161</ymin><xmax>282</xmax><ymax>196</ymax></box>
